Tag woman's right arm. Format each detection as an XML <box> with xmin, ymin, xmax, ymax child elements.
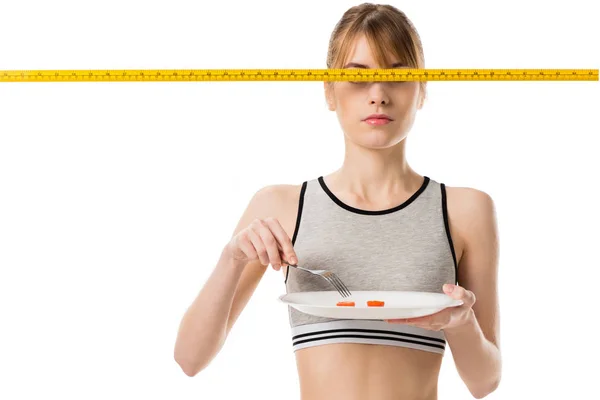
<box><xmin>173</xmin><ymin>185</ymin><xmax>299</xmax><ymax>377</ymax></box>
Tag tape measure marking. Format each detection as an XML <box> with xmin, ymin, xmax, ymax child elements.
<box><xmin>0</xmin><ymin>69</ymin><xmax>597</xmax><ymax>82</ymax></box>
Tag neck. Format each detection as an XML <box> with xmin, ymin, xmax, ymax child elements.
<box><xmin>331</xmin><ymin>138</ymin><xmax>421</xmax><ymax>199</ymax></box>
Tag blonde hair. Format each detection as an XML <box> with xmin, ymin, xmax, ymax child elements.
<box><xmin>326</xmin><ymin>3</ymin><xmax>426</xmax><ymax>95</ymax></box>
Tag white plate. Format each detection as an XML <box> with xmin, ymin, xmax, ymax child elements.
<box><xmin>278</xmin><ymin>291</ymin><xmax>463</xmax><ymax>320</ymax></box>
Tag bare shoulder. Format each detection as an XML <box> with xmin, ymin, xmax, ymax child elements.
<box><xmin>444</xmin><ymin>185</ymin><xmax>497</xmax><ymax>257</ymax></box>
<box><xmin>253</xmin><ymin>183</ymin><xmax>303</xmax><ymax>206</ymax></box>
<box><xmin>249</xmin><ymin>182</ymin><xmax>305</xmax><ymax>238</ymax></box>
<box><xmin>444</xmin><ymin>185</ymin><xmax>496</xmax><ymax>229</ymax></box>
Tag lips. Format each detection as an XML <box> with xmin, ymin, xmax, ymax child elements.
<box><xmin>362</xmin><ymin>114</ymin><xmax>393</xmax><ymax>121</ymax></box>
<box><xmin>363</xmin><ymin>114</ymin><xmax>393</xmax><ymax>125</ymax></box>
<box><xmin>365</xmin><ymin>117</ymin><xmax>390</xmax><ymax>121</ymax></box>
<box><xmin>364</xmin><ymin>118</ymin><xmax>391</xmax><ymax>126</ymax></box>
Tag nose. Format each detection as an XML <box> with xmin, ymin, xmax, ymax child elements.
<box><xmin>367</xmin><ymin>83</ymin><xmax>389</xmax><ymax>105</ymax></box>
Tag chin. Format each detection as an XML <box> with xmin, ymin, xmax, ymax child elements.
<box><xmin>350</xmin><ymin>134</ymin><xmax>401</xmax><ymax>150</ymax></box>
<box><xmin>362</xmin><ymin>128</ymin><xmax>407</xmax><ymax>147</ymax></box>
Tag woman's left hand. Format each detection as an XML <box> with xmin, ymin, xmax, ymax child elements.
<box><xmin>385</xmin><ymin>284</ymin><xmax>476</xmax><ymax>331</ymax></box>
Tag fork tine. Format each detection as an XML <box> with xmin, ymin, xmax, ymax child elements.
<box><xmin>326</xmin><ymin>274</ymin><xmax>344</xmax><ymax>295</ymax></box>
<box><xmin>340</xmin><ymin>279</ymin><xmax>351</xmax><ymax>297</ymax></box>
<box><xmin>320</xmin><ymin>273</ymin><xmax>344</xmax><ymax>296</ymax></box>
<box><xmin>324</xmin><ymin>273</ymin><xmax>350</xmax><ymax>298</ymax></box>
<box><xmin>331</xmin><ymin>274</ymin><xmax>351</xmax><ymax>297</ymax></box>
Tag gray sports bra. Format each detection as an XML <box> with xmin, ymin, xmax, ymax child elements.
<box><xmin>284</xmin><ymin>175</ymin><xmax>458</xmax><ymax>355</ymax></box>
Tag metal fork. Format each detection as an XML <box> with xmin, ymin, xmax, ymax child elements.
<box><xmin>282</xmin><ymin>260</ymin><xmax>352</xmax><ymax>298</ymax></box>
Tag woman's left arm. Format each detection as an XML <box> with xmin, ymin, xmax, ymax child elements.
<box><xmin>443</xmin><ymin>188</ymin><xmax>501</xmax><ymax>398</ymax></box>
<box><xmin>386</xmin><ymin>188</ymin><xmax>502</xmax><ymax>398</ymax></box>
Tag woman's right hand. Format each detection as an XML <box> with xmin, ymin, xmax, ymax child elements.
<box><xmin>225</xmin><ymin>217</ymin><xmax>298</xmax><ymax>271</ymax></box>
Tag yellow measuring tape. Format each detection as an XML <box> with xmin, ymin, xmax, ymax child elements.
<box><xmin>0</xmin><ymin>68</ymin><xmax>598</xmax><ymax>82</ymax></box>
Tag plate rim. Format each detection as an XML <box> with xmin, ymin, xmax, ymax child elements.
<box><xmin>278</xmin><ymin>291</ymin><xmax>463</xmax><ymax>309</ymax></box>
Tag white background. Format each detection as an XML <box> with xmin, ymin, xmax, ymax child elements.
<box><xmin>1</xmin><ymin>0</ymin><xmax>599</xmax><ymax>399</ymax></box>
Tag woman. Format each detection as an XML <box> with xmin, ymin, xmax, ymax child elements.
<box><xmin>174</xmin><ymin>3</ymin><xmax>502</xmax><ymax>399</ymax></box>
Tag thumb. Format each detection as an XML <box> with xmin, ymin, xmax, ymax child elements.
<box><xmin>443</xmin><ymin>283</ymin><xmax>459</xmax><ymax>297</ymax></box>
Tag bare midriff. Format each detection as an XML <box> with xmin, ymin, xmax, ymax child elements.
<box><xmin>294</xmin><ymin>343</ymin><xmax>443</xmax><ymax>400</ymax></box>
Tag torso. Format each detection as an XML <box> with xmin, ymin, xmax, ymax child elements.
<box><xmin>275</xmin><ymin>179</ymin><xmax>466</xmax><ymax>400</ymax></box>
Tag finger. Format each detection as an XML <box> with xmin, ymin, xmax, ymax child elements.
<box><xmin>404</xmin><ymin>310</ymin><xmax>446</xmax><ymax>324</ymax></box>
<box><xmin>255</xmin><ymin>220</ymin><xmax>283</xmax><ymax>270</ymax></box>
<box><xmin>466</xmin><ymin>289</ymin><xmax>476</xmax><ymax>307</ymax></box>
<box><xmin>386</xmin><ymin>316</ymin><xmax>428</xmax><ymax>323</ymax></box>
<box><xmin>385</xmin><ymin>319</ymin><xmax>405</xmax><ymax>324</ymax></box>
<box><xmin>410</xmin><ymin>310</ymin><xmax>441</xmax><ymax>321</ymax></box>
<box><xmin>415</xmin><ymin>322</ymin><xmax>440</xmax><ymax>331</ymax></box>
<box><xmin>236</xmin><ymin>234</ymin><xmax>258</xmax><ymax>261</ymax></box>
<box><xmin>263</xmin><ymin>217</ymin><xmax>297</xmax><ymax>264</ymax></box>
<box><xmin>386</xmin><ymin>319</ymin><xmax>429</xmax><ymax>330</ymax></box>
<box><xmin>401</xmin><ymin>317</ymin><xmax>438</xmax><ymax>330</ymax></box>
<box><xmin>403</xmin><ymin>316</ymin><xmax>431</xmax><ymax>323</ymax></box>
<box><xmin>247</xmin><ymin>227</ymin><xmax>270</xmax><ymax>266</ymax></box>
<box><xmin>454</xmin><ymin>286</ymin><xmax>476</xmax><ymax>307</ymax></box>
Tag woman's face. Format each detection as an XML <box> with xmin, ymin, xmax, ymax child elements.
<box><xmin>324</xmin><ymin>34</ymin><xmax>425</xmax><ymax>149</ymax></box>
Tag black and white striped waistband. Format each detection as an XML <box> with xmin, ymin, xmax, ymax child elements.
<box><xmin>291</xmin><ymin>319</ymin><xmax>446</xmax><ymax>354</ymax></box>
